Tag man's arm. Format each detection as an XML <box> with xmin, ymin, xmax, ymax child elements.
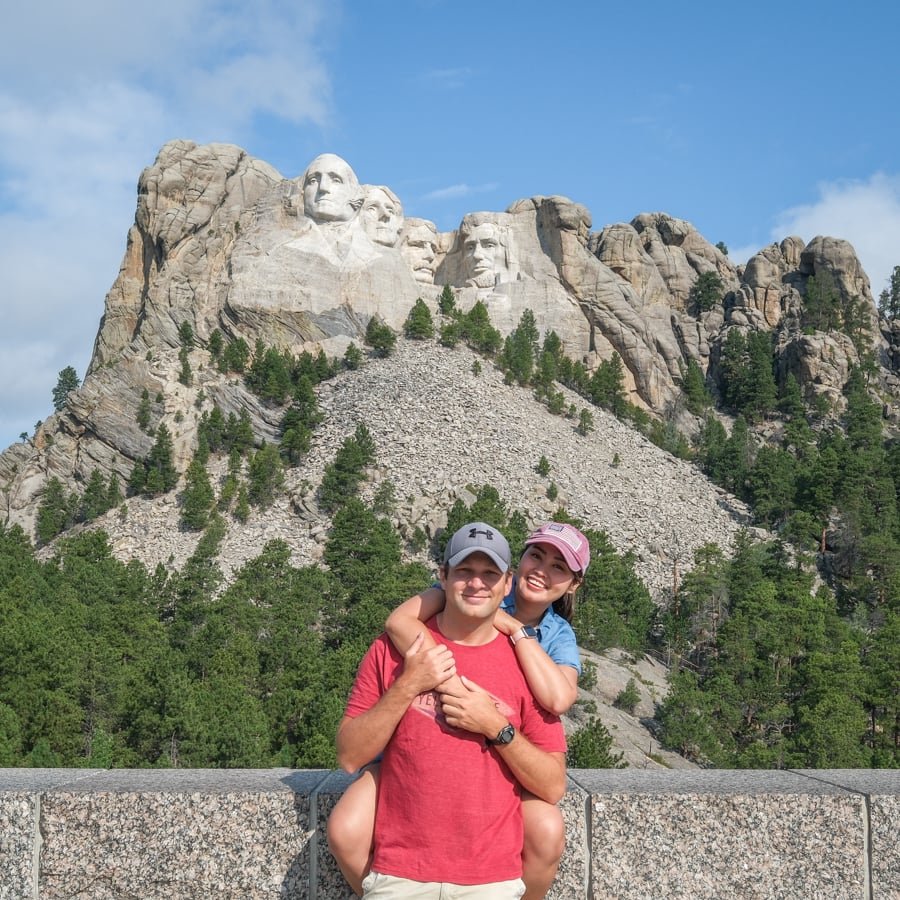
<box><xmin>437</xmin><ymin>676</ymin><xmax>567</xmax><ymax>804</ymax></box>
<box><xmin>336</xmin><ymin>633</ymin><xmax>455</xmax><ymax>773</ymax></box>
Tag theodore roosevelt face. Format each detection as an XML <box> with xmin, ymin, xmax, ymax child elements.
<box><xmin>401</xmin><ymin>220</ymin><xmax>438</xmax><ymax>282</ymax></box>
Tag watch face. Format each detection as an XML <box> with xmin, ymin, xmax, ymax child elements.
<box><xmin>496</xmin><ymin>724</ymin><xmax>515</xmax><ymax>745</ymax></box>
<box><xmin>523</xmin><ymin>626</ymin><xmax>538</xmax><ymax>639</ymax></box>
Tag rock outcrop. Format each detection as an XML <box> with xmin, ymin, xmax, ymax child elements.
<box><xmin>0</xmin><ymin>140</ymin><xmax>886</xmax><ymax>557</ymax></box>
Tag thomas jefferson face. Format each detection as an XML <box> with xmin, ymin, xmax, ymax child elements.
<box><xmin>463</xmin><ymin>222</ymin><xmax>507</xmax><ymax>288</ymax></box>
<box><xmin>302</xmin><ymin>154</ymin><xmax>359</xmax><ymax>223</ymax></box>
<box><xmin>401</xmin><ymin>221</ymin><xmax>438</xmax><ymax>283</ymax></box>
<box><xmin>361</xmin><ymin>187</ymin><xmax>403</xmax><ymax>247</ymax></box>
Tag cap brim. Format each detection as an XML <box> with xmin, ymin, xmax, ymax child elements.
<box><xmin>524</xmin><ymin>536</ymin><xmax>584</xmax><ymax>574</ymax></box>
<box><xmin>446</xmin><ymin>547</ymin><xmax>509</xmax><ymax>571</ymax></box>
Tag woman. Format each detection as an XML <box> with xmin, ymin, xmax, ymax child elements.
<box><xmin>327</xmin><ymin>521</ymin><xmax>590</xmax><ymax>899</ymax></box>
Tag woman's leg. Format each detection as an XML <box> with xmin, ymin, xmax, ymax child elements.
<box><xmin>326</xmin><ymin>764</ymin><xmax>380</xmax><ymax>896</ymax></box>
<box><xmin>521</xmin><ymin>791</ymin><xmax>565</xmax><ymax>900</ymax></box>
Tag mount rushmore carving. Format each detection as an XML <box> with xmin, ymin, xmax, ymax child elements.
<box><xmin>0</xmin><ymin>139</ymin><xmax>885</xmax><ymax>535</ymax></box>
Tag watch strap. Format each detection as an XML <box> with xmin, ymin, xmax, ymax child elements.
<box><xmin>511</xmin><ymin>625</ymin><xmax>538</xmax><ymax>645</ymax></box>
<box><xmin>487</xmin><ymin>723</ymin><xmax>516</xmax><ymax>746</ymax></box>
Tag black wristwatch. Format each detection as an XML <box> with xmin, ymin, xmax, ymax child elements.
<box><xmin>487</xmin><ymin>723</ymin><xmax>516</xmax><ymax>746</ymax></box>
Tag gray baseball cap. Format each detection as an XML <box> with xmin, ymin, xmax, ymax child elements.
<box><xmin>443</xmin><ymin>522</ymin><xmax>511</xmax><ymax>571</ymax></box>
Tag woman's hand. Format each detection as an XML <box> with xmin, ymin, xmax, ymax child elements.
<box><xmin>492</xmin><ymin>607</ymin><xmax>521</xmax><ymax>636</ymax></box>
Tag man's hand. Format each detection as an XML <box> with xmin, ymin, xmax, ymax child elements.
<box><xmin>436</xmin><ymin>675</ymin><xmax>507</xmax><ymax>738</ymax></box>
<box><xmin>397</xmin><ymin>632</ymin><xmax>457</xmax><ymax>696</ymax></box>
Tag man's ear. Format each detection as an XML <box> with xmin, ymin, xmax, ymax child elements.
<box><xmin>503</xmin><ymin>569</ymin><xmax>514</xmax><ymax>593</ymax></box>
<box><xmin>438</xmin><ymin>564</ymin><xmax>449</xmax><ymax>588</ymax></box>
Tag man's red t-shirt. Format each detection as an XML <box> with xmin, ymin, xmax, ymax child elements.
<box><xmin>344</xmin><ymin>616</ymin><xmax>566</xmax><ymax>885</ymax></box>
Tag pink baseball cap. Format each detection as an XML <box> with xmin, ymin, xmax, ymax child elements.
<box><xmin>524</xmin><ymin>522</ymin><xmax>591</xmax><ymax>574</ymax></box>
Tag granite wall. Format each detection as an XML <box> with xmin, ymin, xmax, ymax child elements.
<box><xmin>0</xmin><ymin>769</ymin><xmax>896</xmax><ymax>899</ymax></box>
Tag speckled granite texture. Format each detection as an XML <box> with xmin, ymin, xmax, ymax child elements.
<box><xmin>571</xmin><ymin>769</ymin><xmax>871</xmax><ymax>900</ymax></box>
<box><xmin>795</xmin><ymin>769</ymin><xmax>900</xmax><ymax>900</ymax></box>
<box><xmin>0</xmin><ymin>792</ymin><xmax>36</xmax><ymax>900</ymax></box>
<box><xmin>0</xmin><ymin>768</ymin><xmax>897</xmax><ymax>899</ymax></box>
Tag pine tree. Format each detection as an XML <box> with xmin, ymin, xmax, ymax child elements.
<box><xmin>459</xmin><ymin>301</ymin><xmax>502</xmax><ymax>355</ymax></box>
<box><xmin>501</xmin><ymin>309</ymin><xmax>539</xmax><ymax>385</ymax></box>
<box><xmin>247</xmin><ymin>443</ymin><xmax>285</xmax><ymax>508</ymax></box>
<box><xmin>438</xmin><ymin>284</ymin><xmax>457</xmax><ymax>316</ymax></box>
<box><xmin>226</xmin><ymin>409</ymin><xmax>255</xmax><ymax>455</ymax></box>
<box><xmin>878</xmin><ymin>265</ymin><xmax>900</xmax><ymax>319</ymax></box>
<box><xmin>36</xmin><ymin>477</ymin><xmax>74</xmax><ymax>543</ymax></box>
<box><xmin>577</xmin><ymin>409</ymin><xmax>594</xmax><ymax>436</ymax></box>
<box><xmin>803</xmin><ymin>270</ymin><xmax>842</xmax><ymax>332</ymax></box>
<box><xmin>106</xmin><ymin>473</ymin><xmax>123</xmax><ymax>510</ymax></box>
<box><xmin>80</xmin><ymin>469</ymin><xmax>111</xmax><ymax>522</ymax></box>
<box><xmin>52</xmin><ymin>366</ymin><xmax>80</xmax><ymax>412</ymax></box>
<box><xmin>364</xmin><ymin>317</ymin><xmax>396</xmax><ymax>357</ymax></box>
<box><xmin>220</xmin><ymin>337</ymin><xmax>250</xmax><ymax>374</ymax></box>
<box><xmin>403</xmin><ymin>298</ymin><xmax>435</xmax><ymax>339</ymax></box>
<box><xmin>143</xmin><ymin>425</ymin><xmax>178</xmax><ymax>496</ymax></box>
<box><xmin>681</xmin><ymin>358</ymin><xmax>712</xmax><ymax>414</ymax></box>
<box><xmin>567</xmin><ymin>717</ymin><xmax>625</xmax><ymax>768</ymax></box>
<box><xmin>208</xmin><ymin>329</ymin><xmax>224</xmax><ymax>361</ymax></box>
<box><xmin>234</xmin><ymin>483</ymin><xmax>250</xmax><ymax>522</ymax></box>
<box><xmin>181</xmin><ymin>456</ymin><xmax>215</xmax><ymax>530</ymax></box>
<box><xmin>343</xmin><ymin>343</ymin><xmax>363</xmax><ymax>370</ymax></box>
<box><xmin>136</xmin><ymin>389</ymin><xmax>152</xmax><ymax>431</ymax></box>
<box><xmin>688</xmin><ymin>270</ymin><xmax>724</xmax><ymax>314</ymax></box>
<box><xmin>615</xmin><ymin>678</ymin><xmax>641</xmax><ymax>713</ymax></box>
<box><xmin>589</xmin><ymin>354</ymin><xmax>627</xmax><ymax>416</ymax></box>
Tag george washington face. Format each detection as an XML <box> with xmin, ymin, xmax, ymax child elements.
<box><xmin>302</xmin><ymin>154</ymin><xmax>360</xmax><ymax>223</ymax></box>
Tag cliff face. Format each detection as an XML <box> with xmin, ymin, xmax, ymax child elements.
<box><xmin>0</xmin><ymin>140</ymin><xmax>888</xmax><ymax>552</ymax></box>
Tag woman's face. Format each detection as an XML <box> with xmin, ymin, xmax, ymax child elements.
<box><xmin>515</xmin><ymin>542</ymin><xmax>578</xmax><ymax>607</ymax></box>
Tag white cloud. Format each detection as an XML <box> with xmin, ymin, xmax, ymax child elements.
<box><xmin>423</xmin><ymin>182</ymin><xmax>499</xmax><ymax>202</ymax></box>
<box><xmin>0</xmin><ymin>0</ymin><xmax>333</xmax><ymax>450</ymax></box>
<box><xmin>772</xmin><ymin>173</ymin><xmax>900</xmax><ymax>295</ymax></box>
<box><xmin>424</xmin><ymin>183</ymin><xmax>474</xmax><ymax>200</ymax></box>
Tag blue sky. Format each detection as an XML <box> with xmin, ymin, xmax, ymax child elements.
<box><xmin>2</xmin><ymin>0</ymin><xmax>899</xmax><ymax>450</ymax></box>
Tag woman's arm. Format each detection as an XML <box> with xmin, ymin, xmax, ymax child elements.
<box><xmin>493</xmin><ymin>608</ymin><xmax>579</xmax><ymax>716</ymax></box>
<box><xmin>384</xmin><ymin>586</ymin><xmax>446</xmax><ymax>652</ymax></box>
<box><xmin>384</xmin><ymin>587</ymin><xmax>465</xmax><ymax>693</ymax></box>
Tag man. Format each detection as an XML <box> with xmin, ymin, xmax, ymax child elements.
<box><xmin>336</xmin><ymin>523</ymin><xmax>567</xmax><ymax>899</ymax></box>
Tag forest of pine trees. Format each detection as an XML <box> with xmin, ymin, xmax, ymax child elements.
<box><xmin>19</xmin><ymin>273</ymin><xmax>900</xmax><ymax>770</ymax></box>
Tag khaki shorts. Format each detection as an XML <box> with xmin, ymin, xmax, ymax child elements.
<box><xmin>362</xmin><ymin>871</ymin><xmax>525</xmax><ymax>899</ymax></box>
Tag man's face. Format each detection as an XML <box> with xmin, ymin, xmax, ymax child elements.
<box><xmin>463</xmin><ymin>223</ymin><xmax>506</xmax><ymax>288</ymax></box>
<box><xmin>441</xmin><ymin>552</ymin><xmax>512</xmax><ymax>624</ymax></box>
<box><xmin>401</xmin><ymin>224</ymin><xmax>438</xmax><ymax>282</ymax></box>
<box><xmin>303</xmin><ymin>154</ymin><xmax>357</xmax><ymax>223</ymax></box>
<box><xmin>361</xmin><ymin>188</ymin><xmax>402</xmax><ymax>247</ymax></box>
